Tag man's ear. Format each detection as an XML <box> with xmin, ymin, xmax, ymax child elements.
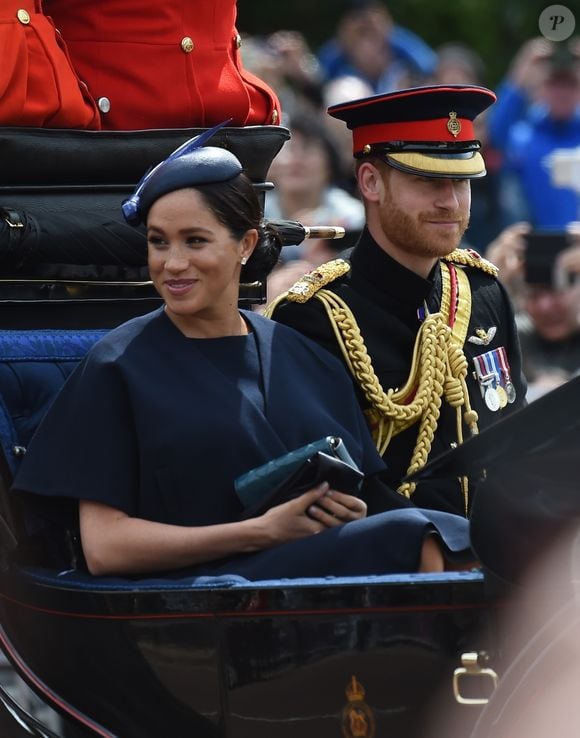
<box><xmin>357</xmin><ymin>161</ymin><xmax>384</xmax><ymax>203</ymax></box>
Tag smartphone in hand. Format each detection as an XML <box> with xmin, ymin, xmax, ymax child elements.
<box><xmin>523</xmin><ymin>231</ymin><xmax>575</xmax><ymax>288</ymax></box>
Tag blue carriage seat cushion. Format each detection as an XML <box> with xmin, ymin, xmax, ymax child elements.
<box><xmin>0</xmin><ymin>329</ymin><xmax>109</xmax><ymax>479</ymax></box>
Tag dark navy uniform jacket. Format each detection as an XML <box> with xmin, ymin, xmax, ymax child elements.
<box><xmin>12</xmin><ymin>307</ymin><xmax>471</xmax><ymax>578</ymax></box>
<box><xmin>271</xmin><ymin>228</ymin><xmax>527</xmax><ymax>517</ymax></box>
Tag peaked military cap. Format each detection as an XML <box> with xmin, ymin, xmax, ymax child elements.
<box><xmin>328</xmin><ymin>84</ymin><xmax>496</xmax><ymax>178</ymax></box>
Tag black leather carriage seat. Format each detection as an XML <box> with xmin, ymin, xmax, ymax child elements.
<box><xmin>0</xmin><ymin>124</ymin><xmax>290</xmax><ymax>279</ymax></box>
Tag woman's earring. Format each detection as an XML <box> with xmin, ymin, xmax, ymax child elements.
<box><xmin>241</xmin><ymin>256</ymin><xmax>248</xmax><ymax>265</ymax></box>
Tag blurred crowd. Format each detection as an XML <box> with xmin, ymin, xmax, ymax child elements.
<box><xmin>239</xmin><ymin>0</ymin><xmax>580</xmax><ymax>402</ymax></box>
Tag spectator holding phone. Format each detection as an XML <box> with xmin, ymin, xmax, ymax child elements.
<box><xmin>487</xmin><ymin>222</ymin><xmax>580</xmax><ymax>399</ymax></box>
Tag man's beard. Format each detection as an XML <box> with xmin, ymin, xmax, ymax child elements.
<box><xmin>379</xmin><ymin>188</ymin><xmax>470</xmax><ymax>259</ymax></box>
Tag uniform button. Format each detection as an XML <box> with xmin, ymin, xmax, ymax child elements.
<box><xmin>181</xmin><ymin>37</ymin><xmax>194</xmax><ymax>53</ymax></box>
<box><xmin>16</xmin><ymin>8</ymin><xmax>30</xmax><ymax>24</ymax></box>
<box><xmin>271</xmin><ymin>110</ymin><xmax>279</xmax><ymax>124</ymax></box>
<box><xmin>98</xmin><ymin>97</ymin><xmax>111</xmax><ymax>113</ymax></box>
<box><xmin>234</xmin><ymin>34</ymin><xmax>242</xmax><ymax>49</ymax></box>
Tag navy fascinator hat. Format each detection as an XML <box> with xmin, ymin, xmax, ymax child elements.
<box><xmin>122</xmin><ymin>121</ymin><xmax>243</xmax><ymax>226</ymax></box>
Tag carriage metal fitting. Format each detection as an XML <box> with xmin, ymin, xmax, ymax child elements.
<box><xmin>453</xmin><ymin>651</ymin><xmax>498</xmax><ymax>705</ymax></box>
<box><xmin>1</xmin><ymin>208</ymin><xmax>24</xmax><ymax>229</ymax></box>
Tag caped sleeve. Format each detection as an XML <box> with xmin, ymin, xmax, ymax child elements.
<box><xmin>12</xmin><ymin>344</ymin><xmax>140</xmax><ymax>516</ymax></box>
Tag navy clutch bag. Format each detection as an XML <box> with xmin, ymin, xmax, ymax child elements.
<box><xmin>235</xmin><ymin>436</ymin><xmax>364</xmax><ymax>519</ymax></box>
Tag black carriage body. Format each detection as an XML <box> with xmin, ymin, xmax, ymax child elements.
<box><xmin>0</xmin><ymin>127</ymin><xmax>505</xmax><ymax>738</ymax></box>
<box><xmin>0</xmin><ymin>566</ymin><xmax>500</xmax><ymax>738</ymax></box>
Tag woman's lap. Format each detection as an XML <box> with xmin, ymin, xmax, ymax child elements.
<box><xmin>199</xmin><ymin>508</ymin><xmax>470</xmax><ymax>580</ymax></box>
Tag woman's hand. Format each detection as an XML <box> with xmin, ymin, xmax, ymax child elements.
<box><xmin>261</xmin><ymin>483</ymin><xmax>367</xmax><ymax>545</ymax></box>
<box><xmin>308</xmin><ymin>489</ymin><xmax>367</xmax><ymax>527</ymax></box>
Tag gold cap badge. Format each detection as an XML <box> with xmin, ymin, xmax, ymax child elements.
<box><xmin>447</xmin><ymin>111</ymin><xmax>461</xmax><ymax>138</ymax></box>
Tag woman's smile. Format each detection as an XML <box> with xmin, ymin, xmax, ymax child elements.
<box><xmin>164</xmin><ymin>279</ymin><xmax>198</xmax><ymax>296</ymax></box>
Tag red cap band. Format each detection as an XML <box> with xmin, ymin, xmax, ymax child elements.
<box><xmin>352</xmin><ymin>118</ymin><xmax>475</xmax><ymax>153</ymax></box>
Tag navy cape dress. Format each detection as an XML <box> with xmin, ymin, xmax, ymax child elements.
<box><xmin>12</xmin><ymin>308</ymin><xmax>470</xmax><ymax>578</ymax></box>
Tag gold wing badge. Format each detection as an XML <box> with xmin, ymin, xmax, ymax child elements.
<box><xmin>468</xmin><ymin>326</ymin><xmax>497</xmax><ymax>346</ymax></box>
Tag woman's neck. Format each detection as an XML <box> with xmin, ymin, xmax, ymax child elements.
<box><xmin>164</xmin><ymin>307</ymin><xmax>248</xmax><ymax>339</ymax></box>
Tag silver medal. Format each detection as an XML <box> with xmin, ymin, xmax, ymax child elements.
<box><xmin>505</xmin><ymin>381</ymin><xmax>517</xmax><ymax>404</ymax></box>
<box><xmin>484</xmin><ymin>386</ymin><xmax>501</xmax><ymax>412</ymax></box>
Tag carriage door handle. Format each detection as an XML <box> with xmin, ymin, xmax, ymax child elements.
<box><xmin>453</xmin><ymin>651</ymin><xmax>498</xmax><ymax>705</ymax></box>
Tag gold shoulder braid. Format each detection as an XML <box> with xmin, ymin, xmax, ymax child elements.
<box><xmin>443</xmin><ymin>247</ymin><xmax>499</xmax><ymax>278</ymax></box>
<box><xmin>263</xmin><ymin>258</ymin><xmax>350</xmax><ymax>316</ymax></box>
<box><xmin>312</xmin><ymin>261</ymin><xmax>478</xmax><ymax>514</ymax></box>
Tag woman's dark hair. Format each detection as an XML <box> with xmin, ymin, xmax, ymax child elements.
<box><xmin>195</xmin><ymin>172</ymin><xmax>282</xmax><ymax>282</ymax></box>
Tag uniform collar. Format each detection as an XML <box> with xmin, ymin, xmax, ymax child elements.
<box><xmin>349</xmin><ymin>227</ymin><xmax>437</xmax><ymax>310</ymax></box>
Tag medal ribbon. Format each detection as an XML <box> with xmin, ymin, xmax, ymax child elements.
<box><xmin>474</xmin><ymin>347</ymin><xmax>514</xmax><ymax>402</ymax></box>
<box><xmin>497</xmin><ymin>346</ymin><xmax>512</xmax><ymax>383</ymax></box>
<box><xmin>473</xmin><ymin>350</ymin><xmax>500</xmax><ymax>396</ymax></box>
<box><xmin>488</xmin><ymin>349</ymin><xmax>502</xmax><ymax>387</ymax></box>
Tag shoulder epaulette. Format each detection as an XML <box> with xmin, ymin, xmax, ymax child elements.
<box><xmin>444</xmin><ymin>248</ymin><xmax>499</xmax><ymax>278</ymax></box>
<box><xmin>285</xmin><ymin>258</ymin><xmax>351</xmax><ymax>303</ymax></box>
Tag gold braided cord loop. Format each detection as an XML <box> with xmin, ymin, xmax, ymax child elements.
<box><xmin>313</xmin><ymin>286</ymin><xmax>479</xmax><ymax>512</ymax></box>
<box><xmin>263</xmin><ymin>291</ymin><xmax>288</xmax><ymax>319</ymax></box>
<box><xmin>396</xmin><ymin>319</ymin><xmax>447</xmax><ymax>498</ymax></box>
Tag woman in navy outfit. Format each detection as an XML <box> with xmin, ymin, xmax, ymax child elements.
<box><xmin>12</xmin><ymin>126</ymin><xmax>471</xmax><ymax>579</ymax></box>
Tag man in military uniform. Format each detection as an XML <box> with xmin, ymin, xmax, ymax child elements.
<box><xmin>267</xmin><ymin>85</ymin><xmax>526</xmax><ymax>517</ymax></box>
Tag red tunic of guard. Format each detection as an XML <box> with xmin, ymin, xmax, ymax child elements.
<box><xmin>44</xmin><ymin>0</ymin><xmax>281</xmax><ymax>130</ymax></box>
